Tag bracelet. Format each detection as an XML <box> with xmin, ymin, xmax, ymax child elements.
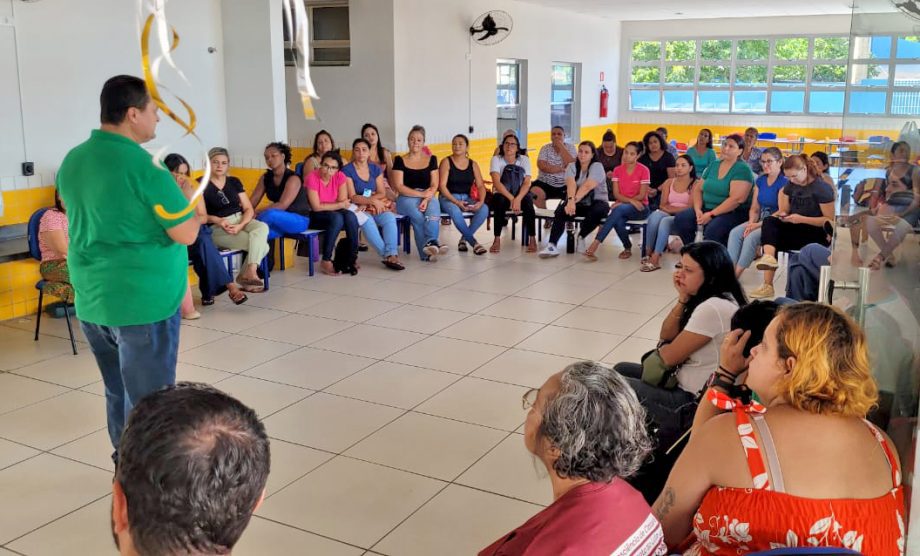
<box><xmin>717</xmin><ymin>365</ymin><xmax>740</xmax><ymax>379</ymax></box>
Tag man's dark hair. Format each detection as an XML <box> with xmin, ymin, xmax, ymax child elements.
<box><xmin>100</xmin><ymin>75</ymin><xmax>151</xmax><ymax>125</ymax></box>
<box><xmin>730</xmin><ymin>300</ymin><xmax>779</xmax><ymax>357</ymax></box>
<box><xmin>116</xmin><ymin>382</ymin><xmax>270</xmax><ymax>556</ymax></box>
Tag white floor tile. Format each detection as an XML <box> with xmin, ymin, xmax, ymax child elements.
<box><xmin>0</xmin><ymin>438</ymin><xmax>40</xmax><ymax>471</ymax></box>
<box><xmin>178</xmin><ymin>324</ymin><xmax>229</xmax><ymax>352</ymax></box>
<box><xmin>51</xmin><ymin>429</ymin><xmax>114</xmax><ymax>472</ymax></box>
<box><xmin>583</xmin><ymin>288</ymin><xmax>673</xmax><ymax>315</ymax></box>
<box><xmin>0</xmin><ymin>327</ymin><xmax>76</xmax><ymax>371</ymax></box>
<box><xmin>551</xmin><ymin>306</ymin><xmax>647</xmax><ymax>336</ymax></box>
<box><xmin>300</xmin><ymin>295</ymin><xmax>401</xmax><ymax>323</ymax></box>
<box><xmin>437</xmin><ymin>315</ymin><xmax>542</xmax><ymax>348</ymax></box>
<box><xmin>183</xmin><ymin>304</ymin><xmax>289</xmax><ymax>334</ymax></box>
<box><xmin>318</xmin><ymin>325</ymin><xmax>428</xmax><ymax>359</ymax></box>
<box><xmin>209</xmin><ymin>375</ymin><xmax>313</xmax><ymax>418</ymax></box>
<box><xmin>456</xmin><ymin>434</ymin><xmax>553</xmax><ymax>506</ymax></box>
<box><xmin>238</xmin><ymin>313</ymin><xmax>355</xmax><ymax>346</ymax></box>
<box><xmin>263</xmin><ymin>439</ymin><xmax>334</xmax><ymax>497</ymax></box>
<box><xmin>516</xmin><ymin>325</ymin><xmax>625</xmax><ymax>360</ymax></box>
<box><xmin>386</xmin><ymin>336</ymin><xmax>506</xmax><ymax>375</ymax></box>
<box><xmin>243</xmin><ymin>347</ymin><xmax>376</xmax><ymax>390</ymax></box>
<box><xmin>410</xmin><ymin>287</ymin><xmax>505</xmax><ymax>313</ymax></box>
<box><xmin>415</xmin><ymin>377</ymin><xmax>528</xmax><ymax>431</ymax></box>
<box><xmin>0</xmin><ymin>373</ymin><xmax>69</xmax><ymax>415</ymax></box>
<box><xmin>365</xmin><ymin>305</ymin><xmax>468</xmax><ymax>334</ymax></box>
<box><xmin>471</xmin><ymin>349</ymin><xmax>577</xmax><ymax>388</ymax></box>
<box><xmin>6</xmin><ymin>495</ymin><xmax>114</xmax><ymax>556</ymax></box>
<box><xmin>235</xmin><ymin>516</ymin><xmax>363</xmax><ymax>556</ymax></box>
<box><xmin>325</xmin><ymin>361</ymin><xmax>459</xmax><ymax>409</ymax></box>
<box><xmin>8</xmin><ymin>351</ymin><xmax>102</xmax><ymax>389</ymax></box>
<box><xmin>478</xmin><ymin>296</ymin><xmax>576</xmax><ymax>324</ymax></box>
<box><xmin>179</xmin><ymin>334</ymin><xmax>299</xmax><ymax>374</ymax></box>
<box><xmin>602</xmin><ymin>337</ymin><xmax>659</xmax><ymax>366</ymax></box>
<box><xmin>0</xmin><ymin>391</ymin><xmax>107</xmax><ymax>451</ymax></box>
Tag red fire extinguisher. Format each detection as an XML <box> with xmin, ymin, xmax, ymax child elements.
<box><xmin>599</xmin><ymin>85</ymin><xmax>609</xmax><ymax>118</ymax></box>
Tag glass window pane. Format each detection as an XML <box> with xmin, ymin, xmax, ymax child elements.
<box><xmin>496</xmin><ymin>88</ymin><xmax>517</xmax><ymax>106</ymax></box>
<box><xmin>891</xmin><ymin>91</ymin><xmax>920</xmax><ymax>115</ymax></box>
<box><xmin>809</xmin><ymin>91</ymin><xmax>844</xmax><ymax>113</ymax></box>
<box><xmin>551</xmin><ymin>64</ymin><xmax>574</xmax><ymax>86</ymax></box>
<box><xmin>701</xmin><ymin>39</ymin><xmax>732</xmax><ymax>61</ymax></box>
<box><xmin>631</xmin><ymin>66</ymin><xmax>660</xmax><ymax>85</ymax></box>
<box><xmin>697</xmin><ymin>91</ymin><xmax>730</xmax><ymax>112</ymax></box>
<box><xmin>775</xmin><ymin>38</ymin><xmax>808</xmax><ymax>60</ymax></box>
<box><xmin>812</xmin><ymin>64</ymin><xmax>847</xmax><ymax>86</ymax></box>
<box><xmin>849</xmin><ymin>63</ymin><xmax>889</xmax><ymax>86</ymax></box>
<box><xmin>632</xmin><ymin>41</ymin><xmax>661</xmax><ymax>62</ymax></box>
<box><xmin>699</xmin><ymin>65</ymin><xmax>730</xmax><ymax>86</ymax></box>
<box><xmin>773</xmin><ymin>65</ymin><xmax>806</xmax><ymax>86</ymax></box>
<box><xmin>848</xmin><ymin>90</ymin><xmax>887</xmax><ymax>114</ymax></box>
<box><xmin>312</xmin><ymin>6</ymin><xmax>350</xmax><ymax>40</ymax></box>
<box><xmin>551</xmin><ymin>103</ymin><xmax>573</xmax><ymax>133</ymax></box>
<box><xmin>737</xmin><ymin>40</ymin><xmax>769</xmax><ymax>61</ymax></box>
<box><xmin>771</xmin><ymin>90</ymin><xmax>805</xmax><ymax>112</ymax></box>
<box><xmin>852</xmin><ymin>36</ymin><xmax>892</xmax><ymax>59</ymax></box>
<box><xmin>814</xmin><ymin>37</ymin><xmax>849</xmax><ymax>60</ymax></box>
<box><xmin>733</xmin><ymin>91</ymin><xmax>767</xmax><ymax>113</ymax></box>
<box><xmin>665</xmin><ymin>40</ymin><xmax>696</xmax><ymax>61</ymax></box>
<box><xmin>312</xmin><ymin>47</ymin><xmax>350</xmax><ymax>63</ymax></box>
<box><xmin>552</xmin><ymin>88</ymin><xmax>574</xmax><ymax>103</ymax></box>
<box><xmin>630</xmin><ymin>90</ymin><xmax>660</xmax><ymax>111</ymax></box>
<box><xmin>895</xmin><ymin>36</ymin><xmax>920</xmax><ymax>59</ymax></box>
<box><xmin>662</xmin><ymin>90</ymin><xmax>694</xmax><ymax>112</ymax></box>
<box><xmin>894</xmin><ymin>64</ymin><xmax>920</xmax><ymax>85</ymax></box>
<box><xmin>736</xmin><ymin>65</ymin><xmax>767</xmax><ymax>86</ymax></box>
<box><xmin>665</xmin><ymin>65</ymin><xmax>694</xmax><ymax>85</ymax></box>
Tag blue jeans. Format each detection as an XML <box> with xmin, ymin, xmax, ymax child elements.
<box><xmin>645</xmin><ymin>210</ymin><xmax>677</xmax><ymax>255</ymax></box>
<box><xmin>81</xmin><ymin>311</ymin><xmax>181</xmax><ymax>453</ymax></box>
<box><xmin>397</xmin><ymin>195</ymin><xmax>441</xmax><ymax>260</ymax></box>
<box><xmin>440</xmin><ymin>194</ymin><xmax>489</xmax><ymax>245</ymax></box>
<box><xmin>257</xmin><ymin>208</ymin><xmax>310</xmax><ymax>235</ymax></box>
<box><xmin>673</xmin><ymin>206</ymin><xmax>748</xmax><ymax>247</ymax></box>
<box><xmin>785</xmin><ymin>243</ymin><xmax>830</xmax><ymax>301</ymax></box>
<box><xmin>727</xmin><ymin>223</ymin><xmax>762</xmax><ymax>269</ymax></box>
<box><xmin>596</xmin><ymin>203</ymin><xmax>650</xmax><ymax>249</ymax></box>
<box><xmin>361</xmin><ymin>211</ymin><xmax>398</xmax><ymax>258</ymax></box>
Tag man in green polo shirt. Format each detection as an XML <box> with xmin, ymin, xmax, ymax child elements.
<box><xmin>57</xmin><ymin>75</ymin><xmax>199</xmax><ymax>459</ymax></box>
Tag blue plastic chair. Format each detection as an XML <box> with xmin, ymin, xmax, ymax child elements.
<box><xmin>749</xmin><ymin>548</ymin><xmax>861</xmax><ymax>555</ymax></box>
<box><xmin>28</xmin><ymin>207</ymin><xmax>78</xmax><ymax>355</ymax></box>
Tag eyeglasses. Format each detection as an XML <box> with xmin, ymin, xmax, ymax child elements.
<box><xmin>760</xmin><ymin>158</ymin><xmax>777</xmax><ymax>164</ymax></box>
<box><xmin>216</xmin><ymin>189</ymin><xmax>231</xmax><ymax>206</ymax></box>
<box><xmin>522</xmin><ymin>387</ymin><xmax>538</xmax><ymax>410</ymax></box>
<box><xmin>322</xmin><ymin>164</ymin><xmax>340</xmax><ymax>171</ymax></box>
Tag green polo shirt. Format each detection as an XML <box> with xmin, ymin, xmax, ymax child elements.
<box><xmin>57</xmin><ymin>129</ymin><xmax>193</xmax><ymax>327</ymax></box>
<box><xmin>701</xmin><ymin>160</ymin><xmax>755</xmax><ymax>211</ymax></box>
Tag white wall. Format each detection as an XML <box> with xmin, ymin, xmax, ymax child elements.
<box><xmin>285</xmin><ymin>0</ymin><xmax>396</xmax><ymax>152</ymax></box>
<box><xmin>222</xmin><ymin>0</ymin><xmax>287</xmax><ymax>166</ymax></box>
<box><xmin>391</xmin><ymin>0</ymin><xmax>620</xmax><ymax>149</ymax></box>
<box><xmin>0</xmin><ymin>0</ymin><xmax>228</xmax><ymax>189</ymax></box>
<box><xmin>618</xmin><ymin>13</ymin><xmax>917</xmax><ymax>132</ymax></box>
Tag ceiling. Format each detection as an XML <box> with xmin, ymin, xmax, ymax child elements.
<box><xmin>514</xmin><ymin>0</ymin><xmax>898</xmax><ymax>20</ymax></box>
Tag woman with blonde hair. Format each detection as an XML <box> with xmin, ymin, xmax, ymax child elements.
<box><xmin>655</xmin><ymin>302</ymin><xmax>905</xmax><ymax>555</ymax></box>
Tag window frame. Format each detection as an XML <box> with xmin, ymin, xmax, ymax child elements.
<box><xmin>307</xmin><ymin>1</ymin><xmax>350</xmax><ymax>67</ymax></box>
<box><xmin>626</xmin><ymin>33</ymin><xmax>918</xmax><ymax>117</ymax></box>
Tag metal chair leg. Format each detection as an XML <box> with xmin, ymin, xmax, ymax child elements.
<box><xmin>63</xmin><ymin>305</ymin><xmax>78</xmax><ymax>355</ymax></box>
<box><xmin>34</xmin><ymin>288</ymin><xmax>43</xmax><ymax>341</ymax></box>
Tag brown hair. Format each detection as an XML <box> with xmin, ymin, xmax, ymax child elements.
<box><xmin>773</xmin><ymin>303</ymin><xmax>878</xmax><ymax>417</ymax></box>
<box><xmin>782</xmin><ymin>153</ymin><xmax>821</xmax><ymax>183</ymax></box>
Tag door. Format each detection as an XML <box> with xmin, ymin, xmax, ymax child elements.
<box><xmin>497</xmin><ymin>59</ymin><xmax>527</xmax><ymax>148</ymax></box>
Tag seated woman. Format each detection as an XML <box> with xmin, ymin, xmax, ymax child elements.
<box><xmin>301</xmin><ymin>129</ymin><xmax>337</xmax><ymax>177</ymax></box>
<box><xmin>685</xmin><ymin>128</ymin><xmax>718</xmax><ymax>176</ymax></box>
<box><xmin>531</xmin><ymin>126</ymin><xmax>577</xmax><ymax>211</ymax></box>
<box><xmin>342</xmin><ymin>138</ymin><xmax>405</xmax><ymax>270</ymax></box>
<box><xmin>538</xmin><ymin>140</ymin><xmax>609</xmax><ymax>258</ymax></box>
<box><xmin>865</xmin><ymin>141</ymin><xmax>919</xmax><ymax>269</ymax></box>
<box><xmin>585</xmin><ymin>141</ymin><xmax>650</xmax><ymax>261</ymax></box>
<box><xmin>596</xmin><ymin>129</ymin><xmax>622</xmax><ymax>200</ymax></box>
<box><xmin>250</xmin><ymin>142</ymin><xmax>312</xmax><ymax>237</ymax></box>
<box><xmin>165</xmin><ymin>154</ymin><xmax>248</xmax><ymax>305</ymax></box>
<box><xmin>305</xmin><ymin>152</ymin><xmax>360</xmax><ymax>275</ymax></box>
<box><xmin>641</xmin><ymin>154</ymin><xmax>701</xmax><ymax>272</ymax></box>
<box><xmin>750</xmin><ymin>154</ymin><xmax>835</xmax><ymax>299</ymax></box>
<box><xmin>202</xmin><ymin>147</ymin><xmax>270</xmax><ymax>291</ymax></box>
<box><xmin>362</xmin><ymin>123</ymin><xmax>396</xmax><ymax>202</ymax></box>
<box><xmin>656</xmin><ymin>302</ymin><xmax>904</xmax><ymax>555</ymax></box>
<box><xmin>810</xmin><ymin>151</ymin><xmax>835</xmax><ymax>186</ymax></box>
<box><xmin>479</xmin><ymin>361</ymin><xmax>667</xmax><ymax>556</ymax></box>
<box><xmin>727</xmin><ymin>147</ymin><xmax>786</xmax><ymax>279</ymax></box>
<box><xmin>615</xmin><ymin>241</ymin><xmax>746</xmax><ymax>503</ymax></box>
<box><xmin>393</xmin><ymin>125</ymin><xmax>446</xmax><ymax>262</ymax></box>
<box><xmin>673</xmin><ymin>133</ymin><xmax>755</xmax><ymax>247</ymax></box>
<box><xmin>37</xmin><ymin>190</ymin><xmax>75</xmax><ymax>305</ymax></box>
<box><xmin>638</xmin><ymin>131</ymin><xmax>677</xmax><ymax>211</ymax></box>
<box><xmin>438</xmin><ymin>134</ymin><xmax>489</xmax><ymax>255</ymax></box>
<box><xmin>489</xmin><ymin>133</ymin><xmax>538</xmax><ymax>253</ymax></box>
<box><xmin>742</xmin><ymin>127</ymin><xmax>764</xmax><ymax>175</ymax></box>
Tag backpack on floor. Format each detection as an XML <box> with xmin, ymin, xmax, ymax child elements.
<box><xmin>332</xmin><ymin>238</ymin><xmax>358</xmax><ymax>275</ymax></box>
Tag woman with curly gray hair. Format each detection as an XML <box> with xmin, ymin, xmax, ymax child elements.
<box><xmin>479</xmin><ymin>361</ymin><xmax>667</xmax><ymax>556</ymax></box>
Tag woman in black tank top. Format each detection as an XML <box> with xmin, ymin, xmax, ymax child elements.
<box><xmin>250</xmin><ymin>142</ymin><xmax>313</xmax><ymax>237</ymax></box>
<box><xmin>438</xmin><ymin>134</ymin><xmax>489</xmax><ymax>254</ymax></box>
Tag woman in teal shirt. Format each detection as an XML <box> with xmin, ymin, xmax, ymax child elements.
<box><xmin>685</xmin><ymin>128</ymin><xmax>718</xmax><ymax>176</ymax></box>
<box><xmin>673</xmin><ymin>133</ymin><xmax>755</xmax><ymax>246</ymax></box>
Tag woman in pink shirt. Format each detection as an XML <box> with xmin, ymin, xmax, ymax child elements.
<box><xmin>305</xmin><ymin>151</ymin><xmax>360</xmax><ymax>276</ymax></box>
<box><xmin>585</xmin><ymin>141</ymin><xmax>651</xmax><ymax>261</ymax></box>
<box><xmin>37</xmin><ymin>190</ymin><xmax>74</xmax><ymax>303</ymax></box>
<box><xmin>479</xmin><ymin>361</ymin><xmax>667</xmax><ymax>556</ymax></box>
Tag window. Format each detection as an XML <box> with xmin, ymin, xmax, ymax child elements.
<box><xmin>627</xmin><ymin>34</ymin><xmax>920</xmax><ymax>116</ymax></box>
<box><xmin>310</xmin><ymin>2</ymin><xmax>350</xmax><ymax>66</ymax></box>
<box><xmin>551</xmin><ymin>63</ymin><xmax>578</xmax><ymax>139</ymax></box>
<box><xmin>496</xmin><ymin>62</ymin><xmax>518</xmax><ymax>106</ymax></box>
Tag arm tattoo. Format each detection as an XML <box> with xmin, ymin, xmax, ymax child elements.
<box><xmin>654</xmin><ymin>486</ymin><xmax>676</xmax><ymax>521</ymax></box>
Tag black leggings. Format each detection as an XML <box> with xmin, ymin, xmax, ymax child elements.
<box><xmin>761</xmin><ymin>216</ymin><xmax>831</xmax><ymax>252</ymax></box>
<box><xmin>490</xmin><ymin>193</ymin><xmax>536</xmax><ymax>239</ymax></box>
<box><xmin>309</xmin><ymin>209</ymin><xmax>359</xmax><ymax>261</ymax></box>
<box><xmin>548</xmin><ymin>200</ymin><xmax>609</xmax><ymax>244</ymax></box>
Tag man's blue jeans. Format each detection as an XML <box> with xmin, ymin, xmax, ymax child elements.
<box><xmin>81</xmin><ymin>311</ymin><xmax>181</xmax><ymax>453</ymax></box>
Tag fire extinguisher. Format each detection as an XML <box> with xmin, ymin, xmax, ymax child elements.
<box><xmin>599</xmin><ymin>85</ymin><xmax>609</xmax><ymax>118</ymax></box>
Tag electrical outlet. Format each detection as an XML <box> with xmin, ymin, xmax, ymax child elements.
<box><xmin>22</xmin><ymin>162</ymin><xmax>34</xmax><ymax>176</ymax></box>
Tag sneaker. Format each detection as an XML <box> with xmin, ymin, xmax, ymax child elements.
<box><xmin>575</xmin><ymin>235</ymin><xmax>586</xmax><ymax>254</ymax></box>
<box><xmin>748</xmin><ymin>283</ymin><xmax>775</xmax><ymax>299</ymax></box>
<box><xmin>539</xmin><ymin>244</ymin><xmax>560</xmax><ymax>258</ymax></box>
<box><xmin>182</xmin><ymin>311</ymin><xmax>201</xmax><ymax>321</ymax></box>
<box><xmin>754</xmin><ymin>254</ymin><xmax>779</xmax><ymax>270</ymax></box>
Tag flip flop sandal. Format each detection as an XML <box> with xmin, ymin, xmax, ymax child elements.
<box><xmin>583</xmin><ymin>252</ymin><xmax>598</xmax><ymax>262</ymax></box>
<box><xmin>618</xmin><ymin>250</ymin><xmax>632</xmax><ymax>260</ymax></box>
<box><xmin>236</xmin><ymin>276</ymin><xmax>264</xmax><ymax>287</ymax></box>
<box><xmin>473</xmin><ymin>244</ymin><xmax>487</xmax><ymax>255</ymax></box>
<box><xmin>230</xmin><ymin>292</ymin><xmax>249</xmax><ymax>305</ymax></box>
<box><xmin>202</xmin><ymin>297</ymin><xmax>215</xmax><ymax>306</ymax></box>
<box><xmin>489</xmin><ymin>242</ymin><xmax>501</xmax><ymax>253</ymax></box>
<box><xmin>240</xmin><ymin>284</ymin><xmax>264</xmax><ymax>293</ymax></box>
<box><xmin>640</xmin><ymin>262</ymin><xmax>661</xmax><ymax>272</ymax></box>
<box><xmin>458</xmin><ymin>240</ymin><xmax>468</xmax><ymax>252</ymax></box>
<box><xmin>382</xmin><ymin>259</ymin><xmax>405</xmax><ymax>271</ymax></box>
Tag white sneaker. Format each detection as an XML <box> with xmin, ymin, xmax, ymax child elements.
<box><xmin>539</xmin><ymin>244</ymin><xmax>560</xmax><ymax>258</ymax></box>
<box><xmin>575</xmin><ymin>235</ymin><xmax>586</xmax><ymax>254</ymax></box>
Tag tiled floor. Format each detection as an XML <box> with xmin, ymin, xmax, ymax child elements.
<box><xmin>0</xmin><ymin>225</ymin><xmax>784</xmax><ymax>555</ymax></box>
